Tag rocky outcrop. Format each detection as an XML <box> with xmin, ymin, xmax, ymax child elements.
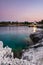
<box><xmin>0</xmin><ymin>30</ymin><xmax>43</xmax><ymax>65</ymax></box>
<box><xmin>22</xmin><ymin>38</ymin><xmax>43</xmax><ymax>65</ymax></box>
<box><xmin>30</xmin><ymin>31</ymin><xmax>43</xmax><ymax>44</ymax></box>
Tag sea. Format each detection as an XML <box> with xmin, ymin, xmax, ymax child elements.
<box><xmin>0</xmin><ymin>26</ymin><xmax>42</xmax><ymax>51</ymax></box>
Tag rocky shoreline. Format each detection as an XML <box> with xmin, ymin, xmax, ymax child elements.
<box><xmin>30</xmin><ymin>30</ymin><xmax>43</xmax><ymax>44</ymax></box>
<box><xmin>0</xmin><ymin>30</ymin><xmax>43</xmax><ymax>65</ymax></box>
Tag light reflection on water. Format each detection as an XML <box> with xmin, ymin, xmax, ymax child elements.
<box><xmin>0</xmin><ymin>26</ymin><xmax>42</xmax><ymax>50</ymax></box>
<box><xmin>0</xmin><ymin>26</ymin><xmax>33</xmax><ymax>35</ymax></box>
<box><xmin>33</xmin><ymin>25</ymin><xmax>37</xmax><ymax>33</ymax></box>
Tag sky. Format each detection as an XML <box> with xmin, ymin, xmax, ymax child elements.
<box><xmin>0</xmin><ymin>0</ymin><xmax>43</xmax><ymax>22</ymax></box>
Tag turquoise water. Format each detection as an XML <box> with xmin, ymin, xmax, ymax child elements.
<box><xmin>0</xmin><ymin>33</ymin><xmax>28</xmax><ymax>50</ymax></box>
<box><xmin>0</xmin><ymin>26</ymin><xmax>34</xmax><ymax>50</ymax></box>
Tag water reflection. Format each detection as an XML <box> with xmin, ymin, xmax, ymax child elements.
<box><xmin>0</xmin><ymin>26</ymin><xmax>33</xmax><ymax>35</ymax></box>
<box><xmin>33</xmin><ymin>25</ymin><xmax>37</xmax><ymax>32</ymax></box>
<box><xmin>0</xmin><ymin>26</ymin><xmax>42</xmax><ymax>35</ymax></box>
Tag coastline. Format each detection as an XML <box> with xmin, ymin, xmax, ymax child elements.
<box><xmin>0</xmin><ymin>24</ymin><xmax>43</xmax><ymax>29</ymax></box>
<box><xmin>0</xmin><ymin>30</ymin><xmax>43</xmax><ymax>65</ymax></box>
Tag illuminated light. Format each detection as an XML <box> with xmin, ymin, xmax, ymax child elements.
<box><xmin>33</xmin><ymin>25</ymin><xmax>37</xmax><ymax>32</ymax></box>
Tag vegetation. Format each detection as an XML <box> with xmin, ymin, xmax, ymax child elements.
<box><xmin>0</xmin><ymin>20</ymin><xmax>43</xmax><ymax>28</ymax></box>
<box><xmin>36</xmin><ymin>20</ymin><xmax>43</xmax><ymax>24</ymax></box>
<box><xmin>0</xmin><ymin>21</ymin><xmax>32</xmax><ymax>26</ymax></box>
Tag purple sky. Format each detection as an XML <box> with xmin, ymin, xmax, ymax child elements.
<box><xmin>0</xmin><ymin>0</ymin><xmax>43</xmax><ymax>22</ymax></box>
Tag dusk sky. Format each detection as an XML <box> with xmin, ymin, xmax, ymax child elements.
<box><xmin>0</xmin><ymin>0</ymin><xmax>43</xmax><ymax>22</ymax></box>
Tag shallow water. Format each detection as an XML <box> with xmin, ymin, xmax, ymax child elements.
<box><xmin>0</xmin><ymin>26</ymin><xmax>42</xmax><ymax>50</ymax></box>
